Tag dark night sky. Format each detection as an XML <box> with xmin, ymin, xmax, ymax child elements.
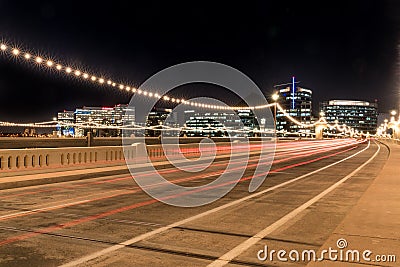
<box><xmin>0</xmin><ymin>0</ymin><xmax>399</xmax><ymax>122</ymax></box>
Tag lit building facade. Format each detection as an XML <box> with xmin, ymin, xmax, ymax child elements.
<box><xmin>274</xmin><ymin>77</ymin><xmax>313</xmax><ymax>133</ymax></box>
<box><xmin>320</xmin><ymin>100</ymin><xmax>378</xmax><ymax>134</ymax></box>
<box><xmin>57</xmin><ymin>110</ymin><xmax>75</xmax><ymax>136</ymax></box>
<box><xmin>57</xmin><ymin>105</ymin><xmax>136</xmax><ymax>137</ymax></box>
<box><xmin>145</xmin><ymin>108</ymin><xmax>178</xmax><ymax>137</ymax></box>
<box><xmin>182</xmin><ymin>109</ymin><xmax>258</xmax><ymax>137</ymax></box>
<box><xmin>114</xmin><ymin>104</ymin><xmax>135</xmax><ymax>127</ymax></box>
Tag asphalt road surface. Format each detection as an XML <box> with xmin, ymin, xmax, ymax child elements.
<box><xmin>0</xmin><ymin>139</ymin><xmax>388</xmax><ymax>266</ymax></box>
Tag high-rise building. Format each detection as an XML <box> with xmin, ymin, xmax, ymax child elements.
<box><xmin>320</xmin><ymin>100</ymin><xmax>378</xmax><ymax>134</ymax></box>
<box><xmin>274</xmin><ymin>77</ymin><xmax>313</xmax><ymax>133</ymax></box>
<box><xmin>114</xmin><ymin>104</ymin><xmax>135</xmax><ymax>137</ymax></box>
<box><xmin>145</xmin><ymin>108</ymin><xmax>178</xmax><ymax>137</ymax></box>
<box><xmin>182</xmin><ymin>109</ymin><xmax>258</xmax><ymax>137</ymax></box>
<box><xmin>75</xmin><ymin>107</ymin><xmax>114</xmax><ymax>125</ymax></box>
<box><xmin>57</xmin><ymin>105</ymin><xmax>136</xmax><ymax>137</ymax></box>
<box><xmin>114</xmin><ymin>104</ymin><xmax>135</xmax><ymax>126</ymax></box>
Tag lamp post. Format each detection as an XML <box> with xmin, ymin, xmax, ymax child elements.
<box><xmin>272</xmin><ymin>93</ymin><xmax>279</xmax><ymax>138</ymax></box>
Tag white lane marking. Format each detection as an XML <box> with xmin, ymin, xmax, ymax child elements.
<box><xmin>60</xmin><ymin>141</ymin><xmax>370</xmax><ymax>267</ymax></box>
<box><xmin>0</xmin><ymin>200</ymin><xmax>91</xmax><ymax>220</ymax></box>
<box><xmin>207</xmin><ymin>141</ymin><xmax>380</xmax><ymax>267</ymax></box>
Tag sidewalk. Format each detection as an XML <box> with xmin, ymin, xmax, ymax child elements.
<box><xmin>308</xmin><ymin>141</ymin><xmax>400</xmax><ymax>266</ymax></box>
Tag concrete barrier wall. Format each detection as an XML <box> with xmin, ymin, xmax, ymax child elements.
<box><xmin>0</xmin><ymin>142</ymin><xmax>249</xmax><ymax>174</ymax></box>
<box><xmin>0</xmin><ymin>145</ymin><xmax>136</xmax><ymax>173</ymax></box>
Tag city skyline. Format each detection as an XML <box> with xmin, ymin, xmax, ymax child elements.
<box><xmin>0</xmin><ymin>1</ymin><xmax>399</xmax><ymax>122</ymax></box>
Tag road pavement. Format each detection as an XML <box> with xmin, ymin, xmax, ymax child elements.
<box><xmin>0</xmin><ymin>139</ymin><xmax>390</xmax><ymax>266</ymax></box>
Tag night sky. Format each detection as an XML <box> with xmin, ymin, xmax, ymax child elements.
<box><xmin>0</xmin><ymin>0</ymin><xmax>399</xmax><ymax>122</ymax></box>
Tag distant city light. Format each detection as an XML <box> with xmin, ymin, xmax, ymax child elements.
<box><xmin>291</xmin><ymin>76</ymin><xmax>296</xmax><ymax>109</ymax></box>
<box><xmin>272</xmin><ymin>93</ymin><xmax>279</xmax><ymax>101</ymax></box>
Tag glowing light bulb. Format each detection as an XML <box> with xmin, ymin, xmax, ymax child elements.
<box><xmin>143</xmin><ymin>91</ymin><xmax>148</xmax><ymax>96</ymax></box>
<box><xmin>154</xmin><ymin>93</ymin><xmax>159</xmax><ymax>98</ymax></box>
<box><xmin>46</xmin><ymin>60</ymin><xmax>53</xmax><ymax>67</ymax></box>
<box><xmin>126</xmin><ymin>86</ymin><xmax>130</xmax><ymax>91</ymax></box>
<box><xmin>91</xmin><ymin>76</ymin><xmax>96</xmax><ymax>81</ymax></box>
<box><xmin>56</xmin><ymin>64</ymin><xmax>62</xmax><ymax>70</ymax></box>
<box><xmin>12</xmin><ymin>49</ymin><xmax>20</xmax><ymax>55</ymax></box>
<box><xmin>99</xmin><ymin>78</ymin><xmax>104</xmax><ymax>84</ymax></box>
<box><xmin>138</xmin><ymin>89</ymin><xmax>142</xmax><ymax>94</ymax></box>
<box><xmin>112</xmin><ymin>82</ymin><xmax>116</xmax><ymax>87</ymax></box>
<box><xmin>35</xmin><ymin>57</ymin><xmax>43</xmax><ymax>63</ymax></box>
<box><xmin>107</xmin><ymin>80</ymin><xmax>112</xmax><ymax>85</ymax></box>
<box><xmin>132</xmin><ymin>88</ymin><xmax>137</xmax><ymax>93</ymax></box>
<box><xmin>65</xmin><ymin>67</ymin><xmax>72</xmax><ymax>73</ymax></box>
<box><xmin>149</xmin><ymin>92</ymin><xmax>153</xmax><ymax>97</ymax></box>
<box><xmin>74</xmin><ymin>70</ymin><xmax>81</xmax><ymax>76</ymax></box>
<box><xmin>119</xmin><ymin>84</ymin><xmax>124</xmax><ymax>90</ymax></box>
<box><xmin>83</xmin><ymin>73</ymin><xmax>89</xmax><ymax>79</ymax></box>
<box><xmin>0</xmin><ymin>44</ymin><xmax>7</xmax><ymax>50</ymax></box>
<box><xmin>24</xmin><ymin>53</ymin><xmax>31</xmax><ymax>59</ymax></box>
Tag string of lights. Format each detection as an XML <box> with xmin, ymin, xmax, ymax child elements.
<box><xmin>0</xmin><ymin>120</ymin><xmax>270</xmax><ymax>133</ymax></box>
<box><xmin>0</xmin><ymin>40</ymin><xmax>278</xmax><ymax>111</ymax></box>
<box><xmin>0</xmin><ymin>114</ymin><xmax>358</xmax><ymax>136</ymax></box>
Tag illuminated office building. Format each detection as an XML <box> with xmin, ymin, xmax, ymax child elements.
<box><xmin>145</xmin><ymin>108</ymin><xmax>178</xmax><ymax>137</ymax></box>
<box><xmin>57</xmin><ymin>105</ymin><xmax>136</xmax><ymax>137</ymax></box>
<box><xmin>320</xmin><ymin>100</ymin><xmax>378</xmax><ymax>134</ymax></box>
<box><xmin>182</xmin><ymin>109</ymin><xmax>257</xmax><ymax>137</ymax></box>
<box><xmin>57</xmin><ymin>110</ymin><xmax>75</xmax><ymax>136</ymax></box>
<box><xmin>274</xmin><ymin>77</ymin><xmax>313</xmax><ymax>133</ymax></box>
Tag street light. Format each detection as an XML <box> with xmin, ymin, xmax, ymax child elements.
<box><xmin>272</xmin><ymin>93</ymin><xmax>279</xmax><ymax>138</ymax></box>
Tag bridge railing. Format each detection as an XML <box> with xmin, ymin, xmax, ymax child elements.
<box><xmin>0</xmin><ymin>142</ymin><xmax>263</xmax><ymax>175</ymax></box>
